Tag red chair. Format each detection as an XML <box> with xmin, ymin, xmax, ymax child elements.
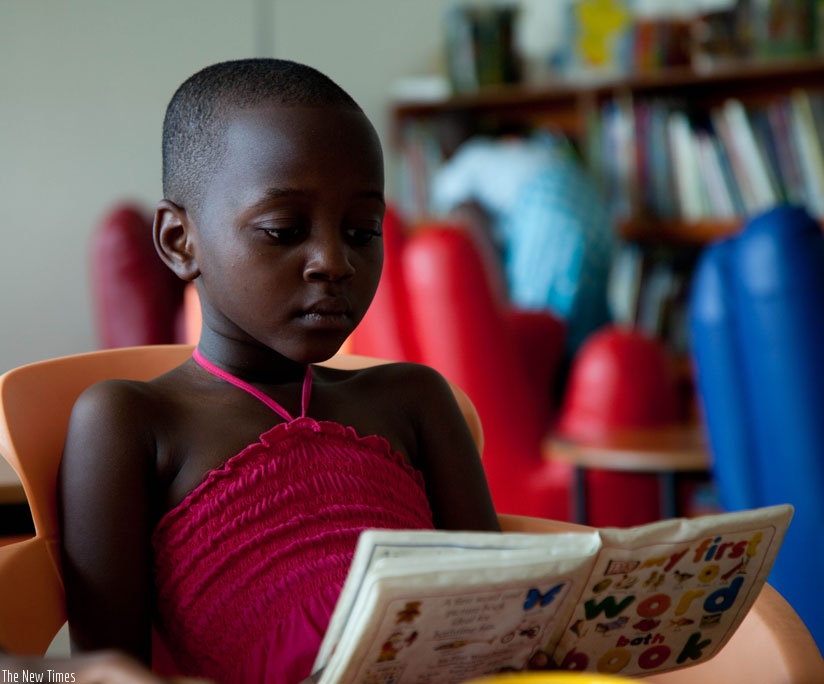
<box><xmin>89</xmin><ymin>203</ymin><xmax>187</xmax><ymax>348</ymax></box>
<box><xmin>400</xmin><ymin>225</ymin><xmax>572</xmax><ymax>520</ymax></box>
<box><xmin>348</xmin><ymin>206</ymin><xmax>423</xmax><ymax>363</ymax></box>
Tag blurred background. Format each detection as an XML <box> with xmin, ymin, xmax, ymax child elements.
<box><xmin>4</xmin><ymin>0</ymin><xmax>822</xmax><ymax>371</ymax></box>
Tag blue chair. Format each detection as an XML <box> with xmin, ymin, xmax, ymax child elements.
<box><xmin>689</xmin><ymin>205</ymin><xmax>824</xmax><ymax>651</ymax></box>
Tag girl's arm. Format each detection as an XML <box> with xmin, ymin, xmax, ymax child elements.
<box><xmin>58</xmin><ymin>380</ymin><xmax>158</xmax><ymax>664</ymax></box>
<box><xmin>410</xmin><ymin>365</ymin><xmax>500</xmax><ymax>532</ymax></box>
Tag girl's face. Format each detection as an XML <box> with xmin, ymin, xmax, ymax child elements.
<box><xmin>191</xmin><ymin>102</ymin><xmax>386</xmax><ymax>365</ymax></box>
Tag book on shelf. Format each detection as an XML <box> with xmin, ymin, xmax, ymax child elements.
<box><xmin>607</xmin><ymin>242</ymin><xmax>644</xmax><ymax>325</ymax></box>
<box><xmin>613</xmin><ymin>92</ymin><xmax>640</xmax><ymax>219</ymax></box>
<box><xmin>748</xmin><ymin>107</ymin><xmax>792</xmax><ymax>206</ymax></box>
<box><xmin>707</xmin><ymin>126</ymin><xmax>747</xmax><ymax>219</ymax></box>
<box><xmin>788</xmin><ymin>88</ymin><xmax>824</xmax><ymax>218</ymax></box>
<box><xmin>635</xmin><ymin>258</ymin><xmax>682</xmax><ymax>342</ymax></box>
<box><xmin>310</xmin><ymin>504</ymin><xmax>792</xmax><ymax>684</ymax></box>
<box><xmin>712</xmin><ymin>99</ymin><xmax>781</xmax><ymax>216</ymax></box>
<box><xmin>644</xmin><ymin>100</ymin><xmax>679</xmax><ymax>220</ymax></box>
<box><xmin>443</xmin><ymin>5</ymin><xmax>519</xmax><ymax>93</ymax></box>
<box><xmin>765</xmin><ymin>98</ymin><xmax>809</xmax><ymax>208</ymax></box>
<box><xmin>596</xmin><ymin>97</ymin><xmax>637</xmax><ymax>219</ymax></box>
<box><xmin>694</xmin><ymin>130</ymin><xmax>738</xmax><ymax>220</ymax></box>
<box><xmin>666</xmin><ymin>110</ymin><xmax>708</xmax><ymax>223</ymax></box>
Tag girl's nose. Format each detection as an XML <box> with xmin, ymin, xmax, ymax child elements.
<box><xmin>303</xmin><ymin>235</ymin><xmax>355</xmax><ymax>281</ymax></box>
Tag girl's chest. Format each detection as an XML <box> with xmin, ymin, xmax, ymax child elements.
<box><xmin>155</xmin><ymin>389</ymin><xmax>417</xmax><ymax>515</ymax></box>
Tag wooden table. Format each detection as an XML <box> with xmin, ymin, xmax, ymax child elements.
<box><xmin>544</xmin><ymin>425</ymin><xmax>710</xmax><ymax>523</ymax></box>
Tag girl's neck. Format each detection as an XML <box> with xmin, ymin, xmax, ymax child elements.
<box><xmin>195</xmin><ymin>334</ymin><xmax>308</xmax><ymax>386</ymax></box>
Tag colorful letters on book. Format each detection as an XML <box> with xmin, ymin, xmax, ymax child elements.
<box><xmin>313</xmin><ymin>505</ymin><xmax>792</xmax><ymax>684</ymax></box>
<box><xmin>553</xmin><ymin>525</ymin><xmax>769</xmax><ymax>674</ymax></box>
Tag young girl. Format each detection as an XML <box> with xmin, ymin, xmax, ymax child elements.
<box><xmin>58</xmin><ymin>59</ymin><xmax>499</xmax><ymax>684</ymax></box>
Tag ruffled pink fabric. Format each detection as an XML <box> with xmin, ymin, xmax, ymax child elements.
<box><xmin>152</xmin><ymin>417</ymin><xmax>434</xmax><ymax>684</ymax></box>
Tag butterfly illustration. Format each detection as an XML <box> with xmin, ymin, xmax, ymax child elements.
<box><xmin>523</xmin><ymin>583</ymin><xmax>564</xmax><ymax>610</ymax></box>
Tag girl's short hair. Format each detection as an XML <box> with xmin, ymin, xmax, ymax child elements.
<box><xmin>162</xmin><ymin>58</ymin><xmax>362</xmax><ymax>211</ymax></box>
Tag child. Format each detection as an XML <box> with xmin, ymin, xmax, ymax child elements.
<box><xmin>58</xmin><ymin>59</ymin><xmax>499</xmax><ymax>684</ymax></box>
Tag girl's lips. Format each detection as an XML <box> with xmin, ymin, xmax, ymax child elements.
<box><xmin>298</xmin><ymin>298</ymin><xmax>353</xmax><ymax>329</ymax></box>
<box><xmin>297</xmin><ymin>311</ymin><xmax>352</xmax><ymax>332</ymax></box>
<box><xmin>301</xmin><ymin>297</ymin><xmax>352</xmax><ymax>317</ymax></box>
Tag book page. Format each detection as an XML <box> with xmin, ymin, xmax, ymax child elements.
<box><xmin>315</xmin><ymin>529</ymin><xmax>600</xmax><ymax>671</ymax></box>
<box><xmin>323</xmin><ymin>545</ymin><xmax>599</xmax><ymax>684</ymax></box>
<box><xmin>549</xmin><ymin>504</ymin><xmax>793</xmax><ymax>677</ymax></box>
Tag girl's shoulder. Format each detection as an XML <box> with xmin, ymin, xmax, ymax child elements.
<box><xmin>73</xmin><ymin>360</ymin><xmax>191</xmax><ymax>409</ymax></box>
<box><xmin>67</xmin><ymin>361</ymin><xmax>200</xmax><ymax>445</ymax></box>
<box><xmin>316</xmin><ymin>361</ymin><xmax>468</xmax><ymax>438</ymax></box>
<box><xmin>319</xmin><ymin>360</ymin><xmax>453</xmax><ymax>401</ymax></box>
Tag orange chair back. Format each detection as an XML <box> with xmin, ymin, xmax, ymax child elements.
<box><xmin>0</xmin><ymin>344</ymin><xmax>193</xmax><ymax>654</ymax></box>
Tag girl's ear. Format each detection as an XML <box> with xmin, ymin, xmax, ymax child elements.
<box><xmin>154</xmin><ymin>200</ymin><xmax>200</xmax><ymax>281</ymax></box>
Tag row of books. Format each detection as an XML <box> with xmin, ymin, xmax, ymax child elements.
<box><xmin>590</xmin><ymin>88</ymin><xmax>824</xmax><ymax>222</ymax></box>
<box><xmin>607</xmin><ymin>242</ymin><xmax>697</xmax><ymax>357</ymax></box>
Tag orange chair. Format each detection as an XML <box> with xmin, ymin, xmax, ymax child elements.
<box><xmin>0</xmin><ymin>344</ymin><xmax>481</xmax><ymax>659</ymax></box>
<box><xmin>0</xmin><ymin>345</ymin><xmax>193</xmax><ymax>657</ymax></box>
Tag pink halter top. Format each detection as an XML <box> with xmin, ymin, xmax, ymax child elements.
<box><xmin>152</xmin><ymin>350</ymin><xmax>435</xmax><ymax>684</ymax></box>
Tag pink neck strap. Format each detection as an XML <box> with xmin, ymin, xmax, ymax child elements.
<box><xmin>192</xmin><ymin>348</ymin><xmax>311</xmax><ymax>421</ymax></box>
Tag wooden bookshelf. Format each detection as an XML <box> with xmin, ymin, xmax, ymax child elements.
<box><xmin>391</xmin><ymin>55</ymin><xmax>824</xmax><ymax>244</ymax></box>
<box><xmin>393</xmin><ymin>55</ymin><xmax>824</xmax><ymax>125</ymax></box>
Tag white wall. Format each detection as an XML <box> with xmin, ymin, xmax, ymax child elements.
<box><xmin>0</xmin><ymin>0</ymin><xmax>459</xmax><ymax>372</ymax></box>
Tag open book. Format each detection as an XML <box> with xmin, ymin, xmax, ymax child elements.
<box><xmin>312</xmin><ymin>504</ymin><xmax>792</xmax><ymax>683</ymax></box>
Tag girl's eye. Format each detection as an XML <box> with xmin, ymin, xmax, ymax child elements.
<box><xmin>345</xmin><ymin>227</ymin><xmax>383</xmax><ymax>246</ymax></box>
<box><xmin>263</xmin><ymin>226</ymin><xmax>306</xmax><ymax>245</ymax></box>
